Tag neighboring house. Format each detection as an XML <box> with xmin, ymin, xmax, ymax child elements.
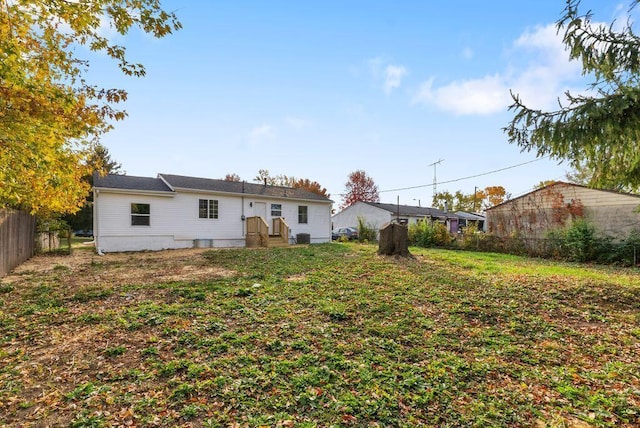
<box><xmin>486</xmin><ymin>181</ymin><xmax>640</xmax><ymax>239</ymax></box>
<box><xmin>93</xmin><ymin>173</ymin><xmax>332</xmax><ymax>253</ymax></box>
<box><xmin>454</xmin><ymin>211</ymin><xmax>486</xmax><ymax>232</ymax></box>
<box><xmin>332</xmin><ymin>201</ymin><xmax>459</xmax><ymax>234</ymax></box>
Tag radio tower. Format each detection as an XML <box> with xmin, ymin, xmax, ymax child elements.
<box><xmin>428</xmin><ymin>159</ymin><xmax>444</xmax><ymax>203</ymax></box>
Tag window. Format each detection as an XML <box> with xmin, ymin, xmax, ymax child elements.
<box><xmin>131</xmin><ymin>203</ymin><xmax>150</xmax><ymax>226</ymax></box>
<box><xmin>298</xmin><ymin>205</ymin><xmax>308</xmax><ymax>224</ymax></box>
<box><xmin>270</xmin><ymin>203</ymin><xmax>282</xmax><ymax>217</ymax></box>
<box><xmin>199</xmin><ymin>199</ymin><xmax>218</xmax><ymax>219</ymax></box>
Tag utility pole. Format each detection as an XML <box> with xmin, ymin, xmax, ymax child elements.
<box><xmin>473</xmin><ymin>186</ymin><xmax>478</xmax><ymax>212</ymax></box>
<box><xmin>428</xmin><ymin>159</ymin><xmax>444</xmax><ymax>203</ymax></box>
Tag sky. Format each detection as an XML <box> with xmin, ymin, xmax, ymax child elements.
<box><xmin>89</xmin><ymin>0</ymin><xmax>629</xmax><ymax>208</ymax></box>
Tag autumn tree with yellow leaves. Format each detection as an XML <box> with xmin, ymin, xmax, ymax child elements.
<box><xmin>0</xmin><ymin>0</ymin><xmax>180</xmax><ymax>216</ymax></box>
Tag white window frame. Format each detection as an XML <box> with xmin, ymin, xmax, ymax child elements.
<box><xmin>131</xmin><ymin>203</ymin><xmax>150</xmax><ymax>226</ymax></box>
<box><xmin>199</xmin><ymin>199</ymin><xmax>219</xmax><ymax>219</ymax></box>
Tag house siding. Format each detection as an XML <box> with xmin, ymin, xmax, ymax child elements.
<box><xmin>332</xmin><ymin>201</ymin><xmax>456</xmax><ymax>234</ymax></box>
<box><xmin>94</xmin><ymin>188</ymin><xmax>331</xmax><ymax>252</ymax></box>
<box><xmin>245</xmin><ymin>197</ymin><xmax>332</xmax><ymax>243</ymax></box>
<box><xmin>331</xmin><ymin>202</ymin><xmax>392</xmax><ymax>232</ymax></box>
<box><xmin>486</xmin><ymin>183</ymin><xmax>640</xmax><ymax>239</ymax></box>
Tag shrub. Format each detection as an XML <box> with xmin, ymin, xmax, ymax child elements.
<box><xmin>546</xmin><ymin>220</ymin><xmax>597</xmax><ymax>262</ymax></box>
<box><xmin>408</xmin><ymin>219</ymin><xmax>433</xmax><ymax>247</ymax></box>
<box><xmin>596</xmin><ymin>229</ymin><xmax>640</xmax><ymax>265</ymax></box>
<box><xmin>564</xmin><ymin>219</ymin><xmax>597</xmax><ymax>262</ymax></box>
<box><xmin>357</xmin><ymin>216</ymin><xmax>378</xmax><ymax>242</ymax></box>
<box><xmin>408</xmin><ymin>219</ymin><xmax>450</xmax><ymax>247</ymax></box>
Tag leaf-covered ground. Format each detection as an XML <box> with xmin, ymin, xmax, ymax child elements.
<box><xmin>1</xmin><ymin>244</ymin><xmax>639</xmax><ymax>427</ymax></box>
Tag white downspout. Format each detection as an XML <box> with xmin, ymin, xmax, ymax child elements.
<box><xmin>94</xmin><ymin>188</ymin><xmax>104</xmax><ymax>255</ymax></box>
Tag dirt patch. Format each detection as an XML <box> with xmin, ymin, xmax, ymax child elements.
<box><xmin>1</xmin><ymin>247</ymin><xmax>237</xmax><ymax>288</ymax></box>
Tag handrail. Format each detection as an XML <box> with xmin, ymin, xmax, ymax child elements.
<box><xmin>246</xmin><ymin>216</ymin><xmax>269</xmax><ymax>247</ymax></box>
<box><xmin>277</xmin><ymin>217</ymin><xmax>290</xmax><ymax>244</ymax></box>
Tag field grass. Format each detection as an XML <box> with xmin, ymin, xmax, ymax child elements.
<box><xmin>1</xmin><ymin>243</ymin><xmax>639</xmax><ymax>427</ymax></box>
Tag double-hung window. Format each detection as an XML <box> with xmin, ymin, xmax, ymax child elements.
<box><xmin>271</xmin><ymin>204</ymin><xmax>282</xmax><ymax>217</ymax></box>
<box><xmin>199</xmin><ymin>199</ymin><xmax>219</xmax><ymax>219</ymax></box>
<box><xmin>131</xmin><ymin>203</ymin><xmax>150</xmax><ymax>226</ymax></box>
<box><xmin>298</xmin><ymin>205</ymin><xmax>308</xmax><ymax>224</ymax></box>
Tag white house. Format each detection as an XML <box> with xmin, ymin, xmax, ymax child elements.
<box><xmin>93</xmin><ymin>173</ymin><xmax>333</xmax><ymax>252</ymax></box>
<box><xmin>332</xmin><ymin>201</ymin><xmax>460</xmax><ymax>233</ymax></box>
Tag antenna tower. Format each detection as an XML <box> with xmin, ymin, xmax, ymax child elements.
<box><xmin>428</xmin><ymin>159</ymin><xmax>444</xmax><ymax>202</ymax></box>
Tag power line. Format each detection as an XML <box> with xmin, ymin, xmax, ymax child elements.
<box><xmin>378</xmin><ymin>156</ymin><xmax>549</xmax><ymax>194</ymax></box>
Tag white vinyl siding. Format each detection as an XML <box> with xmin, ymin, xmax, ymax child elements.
<box><xmin>94</xmin><ymin>190</ymin><xmax>332</xmax><ymax>252</ymax></box>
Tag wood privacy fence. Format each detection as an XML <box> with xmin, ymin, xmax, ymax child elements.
<box><xmin>0</xmin><ymin>209</ymin><xmax>36</xmax><ymax>277</ymax></box>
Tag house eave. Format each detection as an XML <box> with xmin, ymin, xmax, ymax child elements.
<box><xmin>93</xmin><ymin>187</ymin><xmax>175</xmax><ymax>197</ymax></box>
<box><xmin>171</xmin><ymin>186</ymin><xmax>332</xmax><ymax>204</ymax></box>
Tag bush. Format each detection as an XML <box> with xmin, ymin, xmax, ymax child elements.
<box><xmin>564</xmin><ymin>219</ymin><xmax>597</xmax><ymax>262</ymax></box>
<box><xmin>546</xmin><ymin>220</ymin><xmax>600</xmax><ymax>262</ymax></box>
<box><xmin>357</xmin><ymin>216</ymin><xmax>378</xmax><ymax>242</ymax></box>
<box><xmin>596</xmin><ymin>229</ymin><xmax>640</xmax><ymax>265</ymax></box>
<box><xmin>408</xmin><ymin>220</ymin><xmax>450</xmax><ymax>247</ymax></box>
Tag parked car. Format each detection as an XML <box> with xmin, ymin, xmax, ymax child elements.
<box><xmin>332</xmin><ymin>227</ymin><xmax>359</xmax><ymax>241</ymax></box>
<box><xmin>74</xmin><ymin>229</ymin><xmax>93</xmax><ymax>238</ymax></box>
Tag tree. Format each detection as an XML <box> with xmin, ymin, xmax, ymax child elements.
<box><xmin>505</xmin><ymin>0</ymin><xmax>640</xmax><ymax>191</ymax></box>
<box><xmin>64</xmin><ymin>144</ymin><xmax>123</xmax><ymax>232</ymax></box>
<box><xmin>564</xmin><ymin>161</ymin><xmax>635</xmax><ymax>192</ymax></box>
<box><xmin>87</xmin><ymin>144</ymin><xmax>124</xmax><ymax>181</ymax></box>
<box><xmin>0</xmin><ymin>1</ymin><xmax>180</xmax><ymax>216</ymax></box>
<box><xmin>432</xmin><ymin>191</ymin><xmax>456</xmax><ymax>211</ymax></box>
<box><xmin>534</xmin><ymin>180</ymin><xmax>559</xmax><ymax>190</ymax></box>
<box><xmin>253</xmin><ymin>169</ymin><xmax>280</xmax><ymax>185</ymax></box>
<box><xmin>224</xmin><ymin>173</ymin><xmax>242</xmax><ymax>182</ymax></box>
<box><xmin>252</xmin><ymin>169</ymin><xmax>329</xmax><ymax>197</ymax></box>
<box><xmin>341</xmin><ymin>170</ymin><xmax>379</xmax><ymax>208</ymax></box>
<box><xmin>291</xmin><ymin>178</ymin><xmax>330</xmax><ymax>198</ymax></box>
<box><xmin>432</xmin><ymin>186</ymin><xmax>509</xmax><ymax>211</ymax></box>
<box><xmin>483</xmin><ymin>186</ymin><xmax>509</xmax><ymax>208</ymax></box>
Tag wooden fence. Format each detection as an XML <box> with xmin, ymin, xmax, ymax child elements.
<box><xmin>0</xmin><ymin>209</ymin><xmax>36</xmax><ymax>277</ymax></box>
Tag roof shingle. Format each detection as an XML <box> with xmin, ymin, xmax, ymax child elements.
<box><xmin>93</xmin><ymin>174</ymin><xmax>172</xmax><ymax>192</ymax></box>
<box><xmin>94</xmin><ymin>173</ymin><xmax>332</xmax><ymax>202</ymax></box>
<box><xmin>362</xmin><ymin>201</ymin><xmax>451</xmax><ymax>218</ymax></box>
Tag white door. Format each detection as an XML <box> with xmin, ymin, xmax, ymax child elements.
<box><xmin>254</xmin><ymin>202</ymin><xmax>267</xmax><ymax>220</ymax></box>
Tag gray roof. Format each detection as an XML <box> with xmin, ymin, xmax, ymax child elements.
<box><xmin>93</xmin><ymin>174</ymin><xmax>172</xmax><ymax>192</ymax></box>
<box><xmin>454</xmin><ymin>211</ymin><xmax>486</xmax><ymax>221</ymax></box>
<box><xmin>94</xmin><ymin>173</ymin><xmax>332</xmax><ymax>202</ymax></box>
<box><xmin>362</xmin><ymin>201</ymin><xmax>453</xmax><ymax>218</ymax></box>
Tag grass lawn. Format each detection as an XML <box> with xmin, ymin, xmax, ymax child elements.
<box><xmin>1</xmin><ymin>243</ymin><xmax>639</xmax><ymax>427</ymax></box>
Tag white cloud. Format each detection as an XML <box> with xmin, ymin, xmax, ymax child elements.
<box><xmin>461</xmin><ymin>47</ymin><xmax>474</xmax><ymax>60</ymax></box>
<box><xmin>367</xmin><ymin>57</ymin><xmax>408</xmax><ymax>94</ymax></box>
<box><xmin>383</xmin><ymin>65</ymin><xmax>408</xmax><ymax>94</ymax></box>
<box><xmin>248</xmin><ymin>124</ymin><xmax>276</xmax><ymax>143</ymax></box>
<box><xmin>413</xmin><ymin>23</ymin><xmax>584</xmax><ymax>115</ymax></box>
<box><xmin>413</xmin><ymin>75</ymin><xmax>510</xmax><ymax>115</ymax></box>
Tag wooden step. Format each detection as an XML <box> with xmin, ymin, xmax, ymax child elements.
<box><xmin>267</xmin><ymin>236</ymin><xmax>289</xmax><ymax>247</ymax></box>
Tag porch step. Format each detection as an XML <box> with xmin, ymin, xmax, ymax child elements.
<box><xmin>267</xmin><ymin>236</ymin><xmax>289</xmax><ymax>247</ymax></box>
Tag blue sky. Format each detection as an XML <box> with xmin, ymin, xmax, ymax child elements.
<box><xmin>92</xmin><ymin>0</ymin><xmax>626</xmax><ymax>207</ymax></box>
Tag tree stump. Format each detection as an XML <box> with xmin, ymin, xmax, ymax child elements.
<box><xmin>377</xmin><ymin>223</ymin><xmax>411</xmax><ymax>257</ymax></box>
